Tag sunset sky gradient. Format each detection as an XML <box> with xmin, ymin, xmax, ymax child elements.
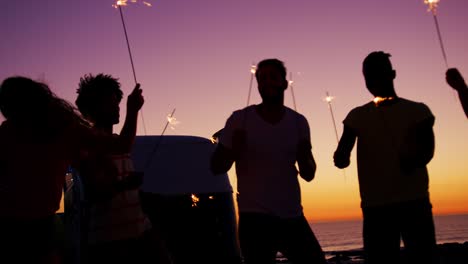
<box><xmin>1</xmin><ymin>0</ymin><xmax>467</xmax><ymax>221</ymax></box>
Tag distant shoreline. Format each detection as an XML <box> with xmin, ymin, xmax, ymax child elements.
<box><xmin>320</xmin><ymin>241</ymin><xmax>468</xmax><ymax>264</ymax></box>
<box><xmin>310</xmin><ymin>212</ymin><xmax>468</xmax><ymax>224</ymax></box>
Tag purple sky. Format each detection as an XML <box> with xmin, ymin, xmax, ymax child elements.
<box><xmin>1</xmin><ymin>0</ymin><xmax>467</xmax><ymax>220</ymax></box>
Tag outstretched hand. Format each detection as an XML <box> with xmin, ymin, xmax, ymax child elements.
<box><xmin>127</xmin><ymin>83</ymin><xmax>144</xmax><ymax>114</ymax></box>
<box><xmin>446</xmin><ymin>68</ymin><xmax>467</xmax><ymax>92</ymax></box>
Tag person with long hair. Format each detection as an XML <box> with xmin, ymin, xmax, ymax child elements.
<box><xmin>0</xmin><ymin>76</ymin><xmax>90</xmax><ymax>263</ymax></box>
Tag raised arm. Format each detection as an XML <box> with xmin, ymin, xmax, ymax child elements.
<box><xmin>117</xmin><ymin>83</ymin><xmax>144</xmax><ymax>152</ymax></box>
<box><xmin>334</xmin><ymin>125</ymin><xmax>357</xmax><ymax>169</ymax></box>
<box><xmin>446</xmin><ymin>68</ymin><xmax>468</xmax><ymax>118</ymax></box>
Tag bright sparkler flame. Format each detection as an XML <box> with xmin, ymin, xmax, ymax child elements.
<box><xmin>373</xmin><ymin>96</ymin><xmax>395</xmax><ymax>107</ymax></box>
<box><xmin>424</xmin><ymin>0</ymin><xmax>439</xmax><ymax>13</ymax></box>
<box><xmin>167</xmin><ymin>114</ymin><xmax>180</xmax><ymax>130</ymax></box>
<box><xmin>250</xmin><ymin>65</ymin><xmax>257</xmax><ymax>74</ymax></box>
<box><xmin>325</xmin><ymin>95</ymin><xmax>334</xmax><ymax>103</ymax></box>
<box><xmin>113</xmin><ymin>0</ymin><xmax>152</xmax><ymax>8</ymax></box>
<box><xmin>288</xmin><ymin>80</ymin><xmax>294</xmax><ymax>86</ymax></box>
<box><xmin>191</xmin><ymin>194</ymin><xmax>200</xmax><ymax>207</ymax></box>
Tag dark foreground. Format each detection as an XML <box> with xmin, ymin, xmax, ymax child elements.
<box><xmin>275</xmin><ymin>242</ymin><xmax>468</xmax><ymax>264</ymax></box>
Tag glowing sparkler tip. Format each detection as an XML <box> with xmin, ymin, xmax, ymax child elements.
<box><xmin>113</xmin><ymin>0</ymin><xmax>152</xmax><ymax>8</ymax></box>
<box><xmin>166</xmin><ymin>112</ymin><xmax>180</xmax><ymax>130</ymax></box>
<box><xmin>250</xmin><ymin>65</ymin><xmax>257</xmax><ymax>74</ymax></box>
<box><xmin>373</xmin><ymin>96</ymin><xmax>395</xmax><ymax>106</ymax></box>
<box><xmin>424</xmin><ymin>0</ymin><xmax>440</xmax><ymax>13</ymax></box>
<box><xmin>324</xmin><ymin>95</ymin><xmax>334</xmax><ymax>103</ymax></box>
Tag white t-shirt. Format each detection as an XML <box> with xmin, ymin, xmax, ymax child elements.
<box><xmin>220</xmin><ymin>105</ymin><xmax>311</xmax><ymax>218</ymax></box>
<box><xmin>344</xmin><ymin>98</ymin><xmax>435</xmax><ymax>207</ymax></box>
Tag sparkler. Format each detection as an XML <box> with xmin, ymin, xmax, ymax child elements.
<box><xmin>167</xmin><ymin>113</ymin><xmax>180</xmax><ymax>130</ymax></box>
<box><xmin>246</xmin><ymin>63</ymin><xmax>257</xmax><ymax>107</ymax></box>
<box><xmin>424</xmin><ymin>0</ymin><xmax>449</xmax><ymax>68</ymax></box>
<box><xmin>289</xmin><ymin>72</ymin><xmax>297</xmax><ymax>111</ymax></box>
<box><xmin>325</xmin><ymin>92</ymin><xmax>347</xmax><ymax>180</ymax></box>
<box><xmin>143</xmin><ymin>108</ymin><xmax>177</xmax><ymax>169</ymax></box>
<box><xmin>324</xmin><ymin>92</ymin><xmax>340</xmax><ymax>143</ymax></box>
<box><xmin>113</xmin><ymin>0</ymin><xmax>151</xmax><ymax>134</ymax></box>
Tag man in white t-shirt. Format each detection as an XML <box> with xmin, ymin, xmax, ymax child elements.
<box><xmin>211</xmin><ymin>59</ymin><xmax>326</xmax><ymax>264</ymax></box>
<box><xmin>334</xmin><ymin>51</ymin><xmax>438</xmax><ymax>264</ymax></box>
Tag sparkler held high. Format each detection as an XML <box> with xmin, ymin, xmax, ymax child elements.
<box><xmin>324</xmin><ymin>92</ymin><xmax>340</xmax><ymax>143</ymax></box>
<box><xmin>424</xmin><ymin>0</ymin><xmax>449</xmax><ymax>68</ymax></box>
<box><xmin>113</xmin><ymin>0</ymin><xmax>152</xmax><ymax>135</ymax></box>
<box><xmin>246</xmin><ymin>63</ymin><xmax>257</xmax><ymax>107</ymax></box>
<box><xmin>288</xmin><ymin>72</ymin><xmax>297</xmax><ymax>111</ymax></box>
<box><xmin>325</xmin><ymin>92</ymin><xmax>347</xmax><ymax>180</ymax></box>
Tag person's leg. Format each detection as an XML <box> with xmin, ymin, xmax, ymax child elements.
<box><xmin>138</xmin><ymin>229</ymin><xmax>173</xmax><ymax>264</ymax></box>
<box><xmin>3</xmin><ymin>215</ymin><xmax>59</xmax><ymax>264</ymax></box>
<box><xmin>362</xmin><ymin>205</ymin><xmax>401</xmax><ymax>264</ymax></box>
<box><xmin>400</xmin><ymin>198</ymin><xmax>439</xmax><ymax>264</ymax></box>
<box><xmin>238</xmin><ymin>212</ymin><xmax>277</xmax><ymax>264</ymax></box>
<box><xmin>278</xmin><ymin>214</ymin><xmax>327</xmax><ymax>264</ymax></box>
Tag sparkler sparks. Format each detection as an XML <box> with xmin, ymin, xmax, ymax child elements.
<box><xmin>373</xmin><ymin>96</ymin><xmax>395</xmax><ymax>107</ymax></box>
<box><xmin>191</xmin><ymin>194</ymin><xmax>200</xmax><ymax>207</ymax></box>
<box><xmin>424</xmin><ymin>0</ymin><xmax>439</xmax><ymax>13</ymax></box>
<box><xmin>113</xmin><ymin>0</ymin><xmax>152</xmax><ymax>8</ymax></box>
<box><xmin>167</xmin><ymin>112</ymin><xmax>180</xmax><ymax>130</ymax></box>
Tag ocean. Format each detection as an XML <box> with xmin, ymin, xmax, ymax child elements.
<box><xmin>309</xmin><ymin>213</ymin><xmax>468</xmax><ymax>253</ymax></box>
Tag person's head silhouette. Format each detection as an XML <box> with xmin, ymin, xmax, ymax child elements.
<box><xmin>362</xmin><ymin>51</ymin><xmax>397</xmax><ymax>98</ymax></box>
<box><xmin>255</xmin><ymin>58</ymin><xmax>288</xmax><ymax>105</ymax></box>
<box><xmin>0</xmin><ymin>76</ymin><xmax>84</xmax><ymax>141</ymax></box>
<box><xmin>0</xmin><ymin>77</ymin><xmax>53</xmax><ymax>123</ymax></box>
<box><xmin>76</xmin><ymin>74</ymin><xmax>123</xmax><ymax>127</ymax></box>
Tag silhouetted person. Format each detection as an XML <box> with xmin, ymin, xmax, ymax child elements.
<box><xmin>0</xmin><ymin>76</ymin><xmax>90</xmax><ymax>263</ymax></box>
<box><xmin>334</xmin><ymin>51</ymin><xmax>438</xmax><ymax>264</ymax></box>
<box><xmin>211</xmin><ymin>59</ymin><xmax>326</xmax><ymax>264</ymax></box>
<box><xmin>446</xmin><ymin>68</ymin><xmax>468</xmax><ymax>118</ymax></box>
<box><xmin>75</xmin><ymin>74</ymin><xmax>171</xmax><ymax>264</ymax></box>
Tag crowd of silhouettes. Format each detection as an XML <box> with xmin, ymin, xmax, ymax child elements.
<box><xmin>0</xmin><ymin>53</ymin><xmax>466</xmax><ymax>264</ymax></box>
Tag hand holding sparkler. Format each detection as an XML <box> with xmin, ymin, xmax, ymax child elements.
<box><xmin>446</xmin><ymin>68</ymin><xmax>467</xmax><ymax>92</ymax></box>
<box><xmin>127</xmin><ymin>83</ymin><xmax>144</xmax><ymax>114</ymax></box>
<box><xmin>113</xmin><ymin>0</ymin><xmax>151</xmax><ymax>134</ymax></box>
<box><xmin>446</xmin><ymin>68</ymin><xmax>468</xmax><ymax>118</ymax></box>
